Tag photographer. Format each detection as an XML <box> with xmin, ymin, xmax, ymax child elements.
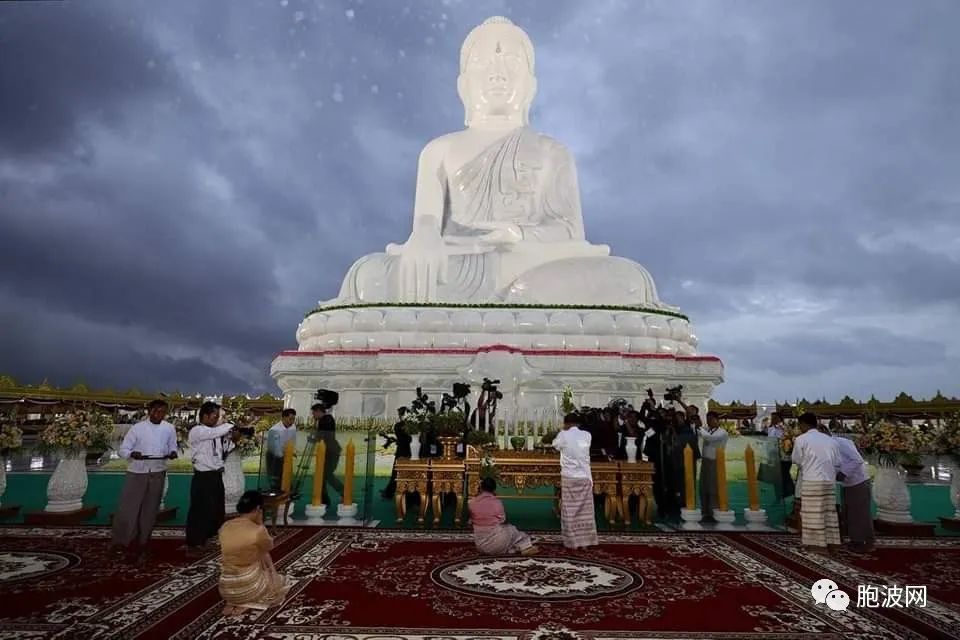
<box><xmin>381</xmin><ymin>408</ymin><xmax>412</xmax><ymax>500</ymax></box>
<box><xmin>186</xmin><ymin>401</ymin><xmax>243</xmax><ymax>555</ymax></box>
<box><xmin>312</xmin><ymin>402</ymin><xmax>345</xmax><ymax>506</ymax></box>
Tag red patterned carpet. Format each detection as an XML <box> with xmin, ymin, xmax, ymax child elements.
<box><xmin>1</xmin><ymin>526</ymin><xmax>958</xmax><ymax>639</ymax></box>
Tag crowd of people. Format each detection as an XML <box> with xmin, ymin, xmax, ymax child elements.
<box><xmin>106</xmin><ymin>392</ymin><xmax>874</xmax><ymax>616</ymax></box>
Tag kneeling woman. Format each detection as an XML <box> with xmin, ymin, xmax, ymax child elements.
<box><xmin>468</xmin><ymin>477</ymin><xmax>539</xmax><ymax>556</ymax></box>
<box><xmin>218</xmin><ymin>490</ymin><xmax>292</xmax><ymax>615</ymax></box>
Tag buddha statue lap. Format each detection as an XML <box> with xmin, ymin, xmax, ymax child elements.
<box><xmin>330</xmin><ymin>17</ymin><xmax>670</xmax><ymax>310</ymax></box>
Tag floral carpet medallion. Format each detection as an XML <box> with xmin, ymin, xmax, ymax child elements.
<box><xmin>0</xmin><ymin>551</ymin><xmax>75</xmax><ymax>584</ymax></box>
<box><xmin>432</xmin><ymin>556</ymin><xmax>641</xmax><ymax>601</ymax></box>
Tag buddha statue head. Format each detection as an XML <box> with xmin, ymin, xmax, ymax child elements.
<box><xmin>458</xmin><ymin>16</ymin><xmax>537</xmax><ymax>128</ymax></box>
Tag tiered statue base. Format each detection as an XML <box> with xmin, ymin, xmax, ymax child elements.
<box><xmin>392</xmin><ymin>447</ymin><xmax>654</xmax><ymax>527</ymax></box>
<box><xmin>271</xmin><ymin>304</ymin><xmax>723</xmax><ymax>419</ymax></box>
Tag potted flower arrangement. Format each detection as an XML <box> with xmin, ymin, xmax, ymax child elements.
<box><xmin>857</xmin><ymin>420</ymin><xmax>918</xmax><ymax>523</ymax></box>
<box><xmin>934</xmin><ymin>414</ymin><xmax>960</xmax><ymax>519</ymax></box>
<box><xmin>431</xmin><ymin>411</ymin><xmax>466</xmax><ymax>460</ymax></box>
<box><xmin>400</xmin><ymin>388</ymin><xmax>437</xmax><ymax>460</ymax></box>
<box><xmin>38</xmin><ymin>410</ymin><xmax>113</xmax><ymax>513</ymax></box>
<box><xmin>466</xmin><ymin>429</ymin><xmax>497</xmax><ymax>455</ymax></box>
<box><xmin>0</xmin><ymin>414</ymin><xmax>23</xmax><ymax>508</ymax></box>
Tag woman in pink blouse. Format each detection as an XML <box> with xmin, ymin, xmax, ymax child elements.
<box><xmin>468</xmin><ymin>477</ymin><xmax>540</xmax><ymax>556</ymax></box>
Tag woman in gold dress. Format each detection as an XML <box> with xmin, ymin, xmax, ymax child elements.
<box><xmin>218</xmin><ymin>490</ymin><xmax>291</xmax><ymax>616</ymax></box>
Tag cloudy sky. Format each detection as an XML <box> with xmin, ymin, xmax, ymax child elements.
<box><xmin>1</xmin><ymin>0</ymin><xmax>957</xmax><ymax>404</ymax></box>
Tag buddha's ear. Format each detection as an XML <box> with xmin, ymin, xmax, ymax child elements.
<box><xmin>457</xmin><ymin>74</ymin><xmax>470</xmax><ymax>126</ymax></box>
<box><xmin>522</xmin><ymin>76</ymin><xmax>537</xmax><ymax>125</ymax></box>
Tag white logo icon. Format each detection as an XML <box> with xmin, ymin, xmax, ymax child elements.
<box><xmin>825</xmin><ymin>589</ymin><xmax>851</xmax><ymax>611</ymax></box>
<box><xmin>811</xmin><ymin>578</ymin><xmax>839</xmax><ymax>604</ymax></box>
<box><xmin>811</xmin><ymin>578</ymin><xmax>850</xmax><ymax>612</ymax></box>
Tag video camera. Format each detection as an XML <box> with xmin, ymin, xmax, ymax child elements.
<box><xmin>481</xmin><ymin>378</ymin><xmax>503</xmax><ymax>399</ymax></box>
<box><xmin>664</xmin><ymin>385</ymin><xmax>684</xmax><ymax>402</ymax></box>
<box><xmin>314</xmin><ymin>389</ymin><xmax>339</xmax><ymax>410</ymax></box>
<box><xmin>231</xmin><ymin>426</ymin><xmax>256</xmax><ymax>438</ymax></box>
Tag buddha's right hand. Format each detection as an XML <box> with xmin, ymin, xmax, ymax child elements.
<box><xmin>390</xmin><ymin>216</ymin><xmax>448</xmax><ymax>302</ymax></box>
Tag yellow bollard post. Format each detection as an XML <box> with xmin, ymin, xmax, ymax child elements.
<box><xmin>280</xmin><ymin>440</ymin><xmax>294</xmax><ymax>493</ymax></box>
<box><xmin>342</xmin><ymin>440</ymin><xmax>355</xmax><ymax>506</ymax></box>
<box><xmin>683</xmin><ymin>444</ymin><xmax>695</xmax><ymax>510</ymax></box>
<box><xmin>745</xmin><ymin>445</ymin><xmax>760</xmax><ymax>511</ymax></box>
<box><xmin>716</xmin><ymin>446</ymin><xmax>729</xmax><ymax>512</ymax></box>
<box><xmin>311</xmin><ymin>441</ymin><xmax>326</xmax><ymax>507</ymax></box>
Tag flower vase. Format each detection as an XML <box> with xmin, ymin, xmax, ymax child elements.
<box><xmin>950</xmin><ymin>462</ymin><xmax>960</xmax><ymax>519</ymax></box>
<box><xmin>625</xmin><ymin>437</ymin><xmax>638</xmax><ymax>463</ymax></box>
<box><xmin>438</xmin><ymin>436</ymin><xmax>459</xmax><ymax>461</ymax></box>
<box><xmin>0</xmin><ymin>458</ymin><xmax>6</xmax><ymax>508</ymax></box>
<box><xmin>409</xmin><ymin>433</ymin><xmax>422</xmax><ymax>460</ymax></box>
<box><xmin>45</xmin><ymin>450</ymin><xmax>88</xmax><ymax>512</ymax></box>
<box><xmin>223</xmin><ymin>453</ymin><xmax>245</xmax><ymax>515</ymax></box>
<box><xmin>873</xmin><ymin>460</ymin><xmax>913</xmax><ymax>523</ymax></box>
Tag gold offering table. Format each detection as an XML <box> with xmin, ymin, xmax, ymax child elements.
<box><xmin>393</xmin><ymin>446</ymin><xmax>654</xmax><ymax>527</ymax></box>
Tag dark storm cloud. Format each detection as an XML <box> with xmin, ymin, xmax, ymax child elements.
<box><xmin>0</xmin><ymin>1</ymin><xmax>192</xmax><ymax>155</ymax></box>
<box><xmin>0</xmin><ymin>0</ymin><xmax>957</xmax><ymax>402</ymax></box>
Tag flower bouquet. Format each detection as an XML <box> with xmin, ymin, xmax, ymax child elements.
<box><xmin>221</xmin><ymin>397</ymin><xmax>260</xmax><ymax>457</ymax></box>
<box><xmin>856</xmin><ymin>420</ymin><xmax>918</xmax><ymax>467</ymax></box>
<box><xmin>431</xmin><ymin>411</ymin><xmax>467</xmax><ymax>438</ymax></box>
<box><xmin>933</xmin><ymin>414</ymin><xmax>960</xmax><ymax>465</ymax></box>
<box><xmin>38</xmin><ymin>410</ymin><xmax>114</xmax><ymax>456</ymax></box>
<box><xmin>778</xmin><ymin>421</ymin><xmax>801</xmax><ymax>458</ymax></box>
<box><xmin>560</xmin><ymin>385</ymin><xmax>576</xmax><ymax>414</ymax></box>
<box><xmin>170</xmin><ymin>416</ymin><xmax>193</xmax><ymax>452</ymax></box>
<box><xmin>0</xmin><ymin>415</ymin><xmax>23</xmax><ymax>456</ymax></box>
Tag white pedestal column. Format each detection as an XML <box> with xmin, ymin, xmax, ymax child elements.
<box><xmin>680</xmin><ymin>508</ymin><xmax>702</xmax><ymax>530</ymax></box>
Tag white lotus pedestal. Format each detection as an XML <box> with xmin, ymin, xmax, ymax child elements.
<box><xmin>743</xmin><ymin>508</ymin><xmax>769</xmax><ymax>530</ymax></box>
<box><xmin>0</xmin><ymin>459</ymin><xmax>21</xmax><ymax>519</ymax></box>
<box><xmin>337</xmin><ymin>503</ymin><xmax>359</xmax><ymax>526</ymax></box>
<box><xmin>680</xmin><ymin>508</ymin><xmax>702</xmax><ymax>530</ymax></box>
<box><xmin>938</xmin><ymin>463</ymin><xmax>960</xmax><ymax>532</ymax></box>
<box><xmin>223</xmin><ymin>454</ymin><xmax>245</xmax><ymax>515</ymax></box>
<box><xmin>26</xmin><ymin>451</ymin><xmax>99</xmax><ymax>525</ymax></box>
<box><xmin>303</xmin><ymin>502</ymin><xmax>327</xmax><ymax>523</ymax></box>
<box><xmin>872</xmin><ymin>462</ymin><xmax>935</xmax><ymax>537</ymax></box>
<box><xmin>712</xmin><ymin>510</ymin><xmax>737</xmax><ymax>530</ymax></box>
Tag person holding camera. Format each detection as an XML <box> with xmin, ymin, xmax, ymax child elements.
<box><xmin>111</xmin><ymin>398</ymin><xmax>178</xmax><ymax>561</ymax></box>
<box><xmin>381</xmin><ymin>407</ymin><xmax>412</xmax><ymax>500</ymax></box>
<box><xmin>312</xmin><ymin>402</ymin><xmax>345</xmax><ymax>505</ymax></box>
<box><xmin>699</xmin><ymin>411</ymin><xmax>728</xmax><ymax>523</ymax></box>
<box><xmin>186</xmin><ymin>400</ymin><xmax>240</xmax><ymax>555</ymax></box>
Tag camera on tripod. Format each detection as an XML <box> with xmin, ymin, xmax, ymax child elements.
<box><xmin>664</xmin><ymin>385</ymin><xmax>684</xmax><ymax>402</ymax></box>
<box><xmin>481</xmin><ymin>378</ymin><xmax>503</xmax><ymax>399</ymax></box>
<box><xmin>314</xmin><ymin>389</ymin><xmax>339</xmax><ymax>410</ymax></box>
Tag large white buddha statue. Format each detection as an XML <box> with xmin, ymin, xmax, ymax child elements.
<box><xmin>330</xmin><ymin>17</ymin><xmax>668</xmax><ymax>309</ymax></box>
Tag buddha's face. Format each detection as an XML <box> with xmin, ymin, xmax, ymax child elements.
<box><xmin>459</xmin><ymin>27</ymin><xmax>535</xmax><ymax>124</ymax></box>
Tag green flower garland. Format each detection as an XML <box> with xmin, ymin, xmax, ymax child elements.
<box><xmin>304</xmin><ymin>302</ymin><xmax>689</xmax><ymax>322</ymax></box>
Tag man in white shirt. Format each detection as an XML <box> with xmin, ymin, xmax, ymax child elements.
<box><xmin>185</xmin><ymin>401</ymin><xmax>238</xmax><ymax>555</ymax></box>
<box><xmin>552</xmin><ymin>413</ymin><xmax>598</xmax><ymax>549</ymax></box>
<box><xmin>791</xmin><ymin>412</ymin><xmax>841</xmax><ymax>551</ymax></box>
<box><xmin>266</xmin><ymin>409</ymin><xmax>297</xmax><ymax>489</ymax></box>
<box><xmin>111</xmin><ymin>399</ymin><xmax>178</xmax><ymax>560</ymax></box>
<box><xmin>766</xmin><ymin>412</ymin><xmax>795</xmax><ymax>498</ymax></box>
<box><xmin>823</xmin><ymin>425</ymin><xmax>875</xmax><ymax>552</ymax></box>
<box><xmin>699</xmin><ymin>411</ymin><xmax>728</xmax><ymax>523</ymax></box>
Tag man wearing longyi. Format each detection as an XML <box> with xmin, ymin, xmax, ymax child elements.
<box><xmin>186</xmin><ymin>401</ymin><xmax>238</xmax><ymax>556</ymax></box>
<box><xmin>552</xmin><ymin>412</ymin><xmax>598</xmax><ymax>549</ymax></box>
<box><xmin>111</xmin><ymin>398</ymin><xmax>177</xmax><ymax>561</ymax></box>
